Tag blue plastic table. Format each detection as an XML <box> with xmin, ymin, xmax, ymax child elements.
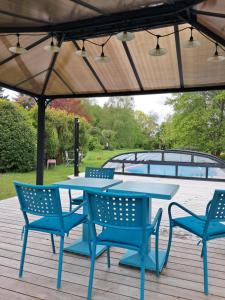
<box><xmin>54</xmin><ymin>177</ymin><xmax>122</xmax><ymax>257</ymax></box>
<box><xmin>108</xmin><ymin>181</ymin><xmax>179</xmax><ymax>272</ymax></box>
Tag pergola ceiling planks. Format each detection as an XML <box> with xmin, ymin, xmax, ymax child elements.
<box><xmin>0</xmin><ymin>0</ymin><xmax>224</xmax><ymax>184</ymax></box>
<box><xmin>0</xmin><ymin>0</ymin><xmax>224</xmax><ymax>99</ymax></box>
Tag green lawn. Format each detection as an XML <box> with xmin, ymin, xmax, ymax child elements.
<box><xmin>0</xmin><ymin>149</ymin><xmax>140</xmax><ymax>200</ymax></box>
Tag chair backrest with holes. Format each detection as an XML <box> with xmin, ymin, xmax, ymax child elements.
<box><xmin>14</xmin><ymin>181</ymin><xmax>62</xmax><ymax>217</ymax></box>
<box><xmin>85</xmin><ymin>167</ymin><xmax>115</xmax><ymax>179</ymax></box>
<box><xmin>86</xmin><ymin>190</ymin><xmax>148</xmax><ymax>231</ymax></box>
<box><xmin>207</xmin><ymin>189</ymin><xmax>225</xmax><ymax>223</ymax></box>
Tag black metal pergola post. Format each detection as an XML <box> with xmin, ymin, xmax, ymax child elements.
<box><xmin>74</xmin><ymin>117</ymin><xmax>80</xmax><ymax>177</ymax></box>
<box><xmin>36</xmin><ymin>98</ymin><xmax>46</xmax><ymax>185</ymax></box>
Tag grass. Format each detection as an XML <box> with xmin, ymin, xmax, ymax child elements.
<box><xmin>0</xmin><ymin>149</ymin><xmax>140</xmax><ymax>200</ymax></box>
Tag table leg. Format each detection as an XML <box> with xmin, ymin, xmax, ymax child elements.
<box><xmin>64</xmin><ymin>192</ymin><xmax>106</xmax><ymax>257</ymax></box>
<box><xmin>119</xmin><ymin>198</ymin><xmax>166</xmax><ymax>272</ymax></box>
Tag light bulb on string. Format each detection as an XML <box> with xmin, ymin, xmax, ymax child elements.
<box><xmin>9</xmin><ymin>33</ymin><xmax>27</xmax><ymax>54</ymax></box>
<box><xmin>44</xmin><ymin>33</ymin><xmax>61</xmax><ymax>53</ymax></box>
<box><xmin>183</xmin><ymin>27</ymin><xmax>200</xmax><ymax>48</ymax></box>
<box><xmin>95</xmin><ymin>45</ymin><xmax>111</xmax><ymax>63</ymax></box>
<box><xmin>76</xmin><ymin>40</ymin><xmax>88</xmax><ymax>57</ymax></box>
<box><xmin>116</xmin><ymin>31</ymin><xmax>135</xmax><ymax>42</ymax></box>
<box><xmin>207</xmin><ymin>43</ymin><xmax>225</xmax><ymax>63</ymax></box>
<box><xmin>149</xmin><ymin>35</ymin><xmax>167</xmax><ymax>56</ymax></box>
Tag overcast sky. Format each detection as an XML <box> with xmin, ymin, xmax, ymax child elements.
<box><xmin>4</xmin><ymin>89</ymin><xmax>173</xmax><ymax>124</ymax></box>
<box><xmin>96</xmin><ymin>93</ymin><xmax>173</xmax><ymax>123</ymax></box>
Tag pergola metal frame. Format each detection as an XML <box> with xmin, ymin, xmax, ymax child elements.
<box><xmin>0</xmin><ymin>0</ymin><xmax>224</xmax><ymax>184</ymax></box>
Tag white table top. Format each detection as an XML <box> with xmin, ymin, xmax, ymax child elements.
<box><xmin>54</xmin><ymin>177</ymin><xmax>122</xmax><ymax>191</ymax></box>
<box><xmin>108</xmin><ymin>180</ymin><xmax>179</xmax><ymax>200</ymax></box>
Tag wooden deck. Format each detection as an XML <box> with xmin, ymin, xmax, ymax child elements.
<box><xmin>1</xmin><ymin>175</ymin><xmax>225</xmax><ymax>299</ymax></box>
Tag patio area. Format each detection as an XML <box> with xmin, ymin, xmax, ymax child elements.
<box><xmin>1</xmin><ymin>174</ymin><xmax>225</xmax><ymax>300</ymax></box>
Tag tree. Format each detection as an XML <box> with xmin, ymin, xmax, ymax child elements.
<box><xmin>159</xmin><ymin>91</ymin><xmax>225</xmax><ymax>155</ymax></box>
<box><xmin>101</xmin><ymin>129</ymin><xmax>116</xmax><ymax>149</ymax></box>
<box><xmin>0</xmin><ymin>99</ymin><xmax>36</xmax><ymax>172</ymax></box>
<box><xmin>30</xmin><ymin>106</ymin><xmax>90</xmax><ymax>161</ymax></box>
<box><xmin>104</xmin><ymin>96</ymin><xmax>134</xmax><ymax>110</ymax></box>
<box><xmin>14</xmin><ymin>93</ymin><xmax>36</xmax><ymax>110</ymax></box>
<box><xmin>135</xmin><ymin>110</ymin><xmax>159</xmax><ymax>148</ymax></box>
<box><xmin>50</xmin><ymin>98</ymin><xmax>91</xmax><ymax>121</ymax></box>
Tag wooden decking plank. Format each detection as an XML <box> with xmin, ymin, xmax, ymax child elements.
<box><xmin>0</xmin><ymin>275</ymin><xmax>83</xmax><ymax>300</ymax></box>
<box><xmin>1</xmin><ymin>177</ymin><xmax>225</xmax><ymax>299</ymax></box>
<box><xmin>0</xmin><ymin>244</ymin><xmax>223</xmax><ymax>300</ymax></box>
<box><xmin>0</xmin><ymin>227</ymin><xmax>225</xmax><ymax>280</ymax></box>
<box><xmin>0</xmin><ymin>287</ymin><xmax>38</xmax><ymax>300</ymax></box>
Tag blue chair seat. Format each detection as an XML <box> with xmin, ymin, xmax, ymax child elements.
<box><xmin>174</xmin><ymin>215</ymin><xmax>225</xmax><ymax>237</ymax></box>
<box><xmin>97</xmin><ymin>226</ymin><xmax>153</xmax><ymax>248</ymax></box>
<box><xmin>71</xmin><ymin>195</ymin><xmax>83</xmax><ymax>205</ymax></box>
<box><xmin>30</xmin><ymin>212</ymin><xmax>87</xmax><ymax>233</ymax></box>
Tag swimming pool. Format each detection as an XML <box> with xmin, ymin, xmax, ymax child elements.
<box><xmin>125</xmin><ymin>164</ymin><xmax>223</xmax><ymax>179</ymax></box>
<box><xmin>102</xmin><ymin>150</ymin><xmax>225</xmax><ymax>181</ymax></box>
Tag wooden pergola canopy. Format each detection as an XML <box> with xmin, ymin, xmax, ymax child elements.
<box><xmin>0</xmin><ymin>0</ymin><xmax>224</xmax><ymax>100</ymax></box>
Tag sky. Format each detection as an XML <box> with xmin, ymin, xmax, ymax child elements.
<box><xmin>96</xmin><ymin>93</ymin><xmax>173</xmax><ymax>123</ymax></box>
<box><xmin>4</xmin><ymin>89</ymin><xmax>173</xmax><ymax>124</ymax></box>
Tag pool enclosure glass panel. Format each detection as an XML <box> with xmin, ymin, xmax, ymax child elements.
<box><xmin>124</xmin><ymin>164</ymin><xmax>148</xmax><ymax>175</ymax></box>
<box><xmin>164</xmin><ymin>153</ymin><xmax>191</xmax><ymax>162</ymax></box>
<box><xmin>150</xmin><ymin>165</ymin><xmax>176</xmax><ymax>176</ymax></box>
<box><xmin>194</xmin><ymin>156</ymin><xmax>215</xmax><ymax>163</ymax></box>
<box><xmin>137</xmin><ymin>152</ymin><xmax>162</xmax><ymax>161</ymax></box>
<box><xmin>208</xmin><ymin>168</ymin><xmax>225</xmax><ymax>180</ymax></box>
<box><xmin>178</xmin><ymin>166</ymin><xmax>206</xmax><ymax>178</ymax></box>
<box><xmin>102</xmin><ymin>150</ymin><xmax>225</xmax><ymax>181</ymax></box>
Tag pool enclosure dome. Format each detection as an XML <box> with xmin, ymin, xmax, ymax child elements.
<box><xmin>102</xmin><ymin>149</ymin><xmax>225</xmax><ymax>181</ymax></box>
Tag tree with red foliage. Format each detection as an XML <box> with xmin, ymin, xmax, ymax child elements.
<box><xmin>50</xmin><ymin>98</ymin><xmax>91</xmax><ymax>121</ymax></box>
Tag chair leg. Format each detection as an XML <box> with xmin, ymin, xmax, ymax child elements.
<box><xmin>21</xmin><ymin>225</ymin><xmax>25</xmax><ymax>240</ymax></box>
<box><xmin>201</xmin><ymin>245</ymin><xmax>203</xmax><ymax>258</ymax></box>
<box><xmin>140</xmin><ymin>254</ymin><xmax>145</xmax><ymax>300</ymax></box>
<box><xmin>51</xmin><ymin>234</ymin><xmax>56</xmax><ymax>254</ymax></box>
<box><xmin>19</xmin><ymin>227</ymin><xmax>29</xmax><ymax>277</ymax></box>
<box><xmin>57</xmin><ymin>236</ymin><xmax>64</xmax><ymax>289</ymax></box>
<box><xmin>155</xmin><ymin>233</ymin><xmax>159</xmax><ymax>277</ymax></box>
<box><xmin>202</xmin><ymin>240</ymin><xmax>209</xmax><ymax>295</ymax></box>
<box><xmin>88</xmin><ymin>243</ymin><xmax>96</xmax><ymax>300</ymax></box>
<box><xmin>164</xmin><ymin>221</ymin><xmax>173</xmax><ymax>266</ymax></box>
<box><xmin>69</xmin><ymin>190</ymin><xmax>72</xmax><ymax>212</ymax></box>
<box><xmin>107</xmin><ymin>246</ymin><xmax>111</xmax><ymax>268</ymax></box>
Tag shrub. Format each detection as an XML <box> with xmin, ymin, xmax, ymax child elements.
<box><xmin>0</xmin><ymin>99</ymin><xmax>36</xmax><ymax>172</ymax></box>
<box><xmin>220</xmin><ymin>153</ymin><xmax>225</xmax><ymax>161</ymax></box>
<box><xmin>88</xmin><ymin>136</ymin><xmax>101</xmax><ymax>151</ymax></box>
<box><xmin>30</xmin><ymin>106</ymin><xmax>90</xmax><ymax>161</ymax></box>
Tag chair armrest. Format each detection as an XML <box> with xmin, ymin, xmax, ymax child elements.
<box><xmin>205</xmin><ymin>200</ymin><xmax>212</xmax><ymax>216</ymax></box>
<box><xmin>168</xmin><ymin>202</ymin><xmax>206</xmax><ymax>222</ymax></box>
<box><xmin>151</xmin><ymin>208</ymin><xmax>163</xmax><ymax>230</ymax></box>
<box><xmin>64</xmin><ymin>200</ymin><xmax>87</xmax><ymax>218</ymax></box>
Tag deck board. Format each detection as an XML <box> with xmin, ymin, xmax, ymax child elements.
<box><xmin>0</xmin><ymin>175</ymin><xmax>225</xmax><ymax>299</ymax></box>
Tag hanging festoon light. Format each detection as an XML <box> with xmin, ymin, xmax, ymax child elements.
<box><xmin>116</xmin><ymin>31</ymin><xmax>135</xmax><ymax>42</ymax></box>
<box><xmin>44</xmin><ymin>33</ymin><xmax>61</xmax><ymax>53</ymax></box>
<box><xmin>76</xmin><ymin>39</ymin><xmax>88</xmax><ymax>57</ymax></box>
<box><xmin>183</xmin><ymin>27</ymin><xmax>200</xmax><ymax>48</ymax></box>
<box><xmin>207</xmin><ymin>43</ymin><xmax>225</xmax><ymax>63</ymax></box>
<box><xmin>95</xmin><ymin>44</ymin><xmax>111</xmax><ymax>63</ymax></box>
<box><xmin>149</xmin><ymin>35</ymin><xmax>167</xmax><ymax>56</ymax></box>
<box><xmin>9</xmin><ymin>33</ymin><xmax>28</xmax><ymax>54</ymax></box>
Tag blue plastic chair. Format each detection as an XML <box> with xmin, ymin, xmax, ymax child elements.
<box><xmin>14</xmin><ymin>181</ymin><xmax>87</xmax><ymax>289</ymax></box>
<box><xmin>69</xmin><ymin>167</ymin><xmax>115</xmax><ymax>211</ymax></box>
<box><xmin>165</xmin><ymin>189</ymin><xmax>225</xmax><ymax>295</ymax></box>
<box><xmin>86</xmin><ymin>190</ymin><xmax>163</xmax><ymax>300</ymax></box>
